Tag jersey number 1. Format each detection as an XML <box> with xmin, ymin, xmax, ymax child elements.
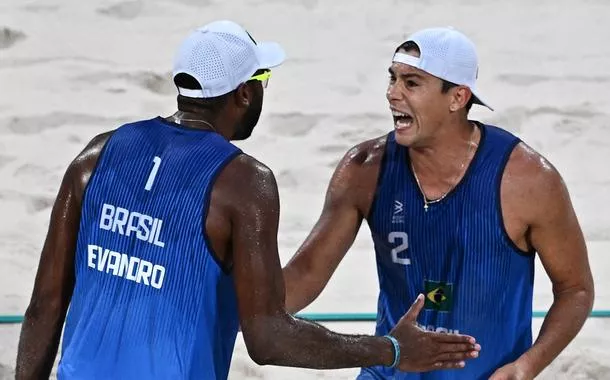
<box><xmin>145</xmin><ymin>156</ymin><xmax>161</xmax><ymax>191</ymax></box>
<box><xmin>388</xmin><ymin>231</ymin><xmax>410</xmax><ymax>265</ymax></box>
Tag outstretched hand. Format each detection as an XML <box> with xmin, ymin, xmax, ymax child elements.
<box><xmin>388</xmin><ymin>294</ymin><xmax>481</xmax><ymax>372</ymax></box>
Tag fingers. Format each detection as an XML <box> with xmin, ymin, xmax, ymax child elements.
<box><xmin>434</xmin><ymin>350</ymin><xmax>479</xmax><ymax>362</ymax></box>
<box><xmin>404</xmin><ymin>293</ymin><xmax>425</xmax><ymax>322</ymax></box>
<box><xmin>429</xmin><ymin>331</ymin><xmax>477</xmax><ymax>345</ymax></box>
<box><xmin>432</xmin><ymin>361</ymin><xmax>466</xmax><ymax>370</ymax></box>
<box><xmin>415</xmin><ymin>356</ymin><xmax>471</xmax><ymax>372</ymax></box>
<box><xmin>437</xmin><ymin>343</ymin><xmax>481</xmax><ymax>353</ymax></box>
<box><xmin>426</xmin><ymin>350</ymin><xmax>479</xmax><ymax>371</ymax></box>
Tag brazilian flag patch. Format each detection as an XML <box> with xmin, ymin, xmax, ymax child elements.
<box><xmin>424</xmin><ymin>280</ymin><xmax>453</xmax><ymax>312</ymax></box>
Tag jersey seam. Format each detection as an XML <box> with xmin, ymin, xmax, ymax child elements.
<box><xmin>366</xmin><ymin>133</ymin><xmax>392</xmax><ymax>229</ymax></box>
<box><xmin>201</xmin><ymin>149</ymin><xmax>243</xmax><ymax>274</ymax></box>
<box><xmin>495</xmin><ymin>138</ymin><xmax>535</xmax><ymax>257</ymax></box>
<box><xmin>81</xmin><ymin>133</ymin><xmax>113</xmax><ymax>209</ymax></box>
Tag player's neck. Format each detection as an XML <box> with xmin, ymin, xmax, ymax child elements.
<box><xmin>409</xmin><ymin>120</ymin><xmax>479</xmax><ymax>180</ymax></box>
<box><xmin>168</xmin><ymin>110</ymin><xmax>233</xmax><ymax>140</ymax></box>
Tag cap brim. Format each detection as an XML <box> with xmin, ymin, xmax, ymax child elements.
<box><xmin>471</xmin><ymin>92</ymin><xmax>494</xmax><ymax>111</ymax></box>
<box><xmin>256</xmin><ymin>41</ymin><xmax>286</xmax><ymax>69</ymax></box>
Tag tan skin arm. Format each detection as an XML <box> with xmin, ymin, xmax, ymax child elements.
<box><xmin>283</xmin><ymin>138</ymin><xmax>384</xmax><ymax>314</ymax></box>
<box><xmin>493</xmin><ymin>144</ymin><xmax>595</xmax><ymax>378</ymax></box>
<box><xmin>15</xmin><ymin>132</ymin><xmax>113</xmax><ymax>380</ymax></box>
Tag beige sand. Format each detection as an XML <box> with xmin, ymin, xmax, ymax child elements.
<box><xmin>1</xmin><ymin>0</ymin><xmax>609</xmax><ymax>378</ymax></box>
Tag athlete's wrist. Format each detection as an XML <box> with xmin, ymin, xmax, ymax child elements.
<box><xmin>513</xmin><ymin>355</ymin><xmax>537</xmax><ymax>379</ymax></box>
<box><xmin>382</xmin><ymin>335</ymin><xmax>400</xmax><ymax>368</ymax></box>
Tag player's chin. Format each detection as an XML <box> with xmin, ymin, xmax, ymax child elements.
<box><xmin>394</xmin><ymin>124</ymin><xmax>419</xmax><ymax>147</ymax></box>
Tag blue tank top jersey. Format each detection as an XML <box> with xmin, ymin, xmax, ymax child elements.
<box><xmin>360</xmin><ymin>123</ymin><xmax>534</xmax><ymax>380</ymax></box>
<box><xmin>58</xmin><ymin>117</ymin><xmax>242</xmax><ymax>380</ymax></box>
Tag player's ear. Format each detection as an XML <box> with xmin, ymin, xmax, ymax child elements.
<box><xmin>234</xmin><ymin>83</ymin><xmax>252</xmax><ymax>109</ymax></box>
<box><xmin>448</xmin><ymin>86</ymin><xmax>472</xmax><ymax>113</ymax></box>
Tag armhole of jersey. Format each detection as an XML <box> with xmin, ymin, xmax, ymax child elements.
<box><xmin>496</xmin><ymin>139</ymin><xmax>535</xmax><ymax>257</ymax></box>
<box><xmin>81</xmin><ymin>134</ymin><xmax>112</xmax><ymax>204</ymax></box>
<box><xmin>201</xmin><ymin>149</ymin><xmax>242</xmax><ymax>274</ymax></box>
<box><xmin>366</xmin><ymin>134</ymin><xmax>391</xmax><ymax>227</ymax></box>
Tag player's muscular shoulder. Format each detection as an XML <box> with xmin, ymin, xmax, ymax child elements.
<box><xmin>206</xmin><ymin>153</ymin><xmax>275</xmax><ymax>270</ymax></box>
<box><xmin>212</xmin><ymin>153</ymin><xmax>276</xmax><ymax>210</ymax></box>
<box><xmin>334</xmin><ymin>135</ymin><xmax>388</xmax><ymax>216</ymax></box>
<box><xmin>344</xmin><ymin>135</ymin><xmax>387</xmax><ymax>169</ymax></box>
<box><xmin>501</xmin><ymin>141</ymin><xmax>564</xmax><ymax>249</ymax></box>
<box><xmin>69</xmin><ymin>131</ymin><xmax>114</xmax><ymax>201</ymax></box>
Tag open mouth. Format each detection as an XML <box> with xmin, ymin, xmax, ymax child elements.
<box><xmin>392</xmin><ymin>110</ymin><xmax>413</xmax><ymax>130</ymax></box>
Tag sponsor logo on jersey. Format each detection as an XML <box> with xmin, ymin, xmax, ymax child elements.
<box><xmin>417</xmin><ymin>322</ymin><xmax>460</xmax><ymax>335</ymax></box>
<box><xmin>392</xmin><ymin>200</ymin><xmax>404</xmax><ymax>224</ymax></box>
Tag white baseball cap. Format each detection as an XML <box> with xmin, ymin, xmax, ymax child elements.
<box><xmin>172</xmin><ymin>20</ymin><xmax>286</xmax><ymax>98</ymax></box>
<box><xmin>392</xmin><ymin>27</ymin><xmax>492</xmax><ymax>111</ymax></box>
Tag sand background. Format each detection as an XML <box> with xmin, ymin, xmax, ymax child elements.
<box><xmin>1</xmin><ymin>0</ymin><xmax>609</xmax><ymax>378</ymax></box>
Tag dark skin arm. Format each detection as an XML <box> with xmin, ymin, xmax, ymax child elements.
<box><xmin>15</xmin><ymin>132</ymin><xmax>113</xmax><ymax>379</ymax></box>
<box><xmin>220</xmin><ymin>153</ymin><xmax>478</xmax><ymax>370</ymax></box>
<box><xmin>491</xmin><ymin>144</ymin><xmax>595</xmax><ymax>379</ymax></box>
<box><xmin>283</xmin><ymin>138</ymin><xmax>383</xmax><ymax>314</ymax></box>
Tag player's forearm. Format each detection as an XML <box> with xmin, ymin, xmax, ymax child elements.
<box><xmin>516</xmin><ymin>287</ymin><xmax>594</xmax><ymax>377</ymax></box>
<box><xmin>15</xmin><ymin>305</ymin><xmax>64</xmax><ymax>379</ymax></box>
<box><xmin>246</xmin><ymin>314</ymin><xmax>394</xmax><ymax>369</ymax></box>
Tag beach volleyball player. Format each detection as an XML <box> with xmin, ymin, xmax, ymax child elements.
<box><xmin>283</xmin><ymin>27</ymin><xmax>595</xmax><ymax>379</ymax></box>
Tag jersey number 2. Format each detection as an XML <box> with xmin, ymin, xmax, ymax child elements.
<box><xmin>144</xmin><ymin>156</ymin><xmax>161</xmax><ymax>191</ymax></box>
<box><xmin>388</xmin><ymin>231</ymin><xmax>410</xmax><ymax>265</ymax></box>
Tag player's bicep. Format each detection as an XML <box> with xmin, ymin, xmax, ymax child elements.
<box><xmin>230</xmin><ymin>160</ymin><xmax>285</xmax><ymax>324</ymax></box>
<box><xmin>28</xmin><ymin>132</ymin><xmax>110</xmax><ymax>315</ymax></box>
<box><xmin>529</xmin><ymin>171</ymin><xmax>592</xmax><ymax>293</ymax></box>
<box><xmin>28</xmin><ymin>163</ymin><xmax>81</xmax><ymax>314</ymax></box>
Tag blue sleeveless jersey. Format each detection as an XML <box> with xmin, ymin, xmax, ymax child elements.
<box><xmin>58</xmin><ymin>117</ymin><xmax>242</xmax><ymax>380</ymax></box>
<box><xmin>360</xmin><ymin>124</ymin><xmax>534</xmax><ymax>380</ymax></box>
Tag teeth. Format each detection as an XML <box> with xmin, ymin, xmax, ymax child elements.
<box><xmin>395</xmin><ymin>114</ymin><xmax>413</xmax><ymax>129</ymax></box>
<box><xmin>392</xmin><ymin>110</ymin><xmax>408</xmax><ymax>117</ymax></box>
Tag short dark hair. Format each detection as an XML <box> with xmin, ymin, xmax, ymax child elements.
<box><xmin>174</xmin><ymin>73</ymin><xmax>232</xmax><ymax>114</ymax></box>
<box><xmin>395</xmin><ymin>41</ymin><xmax>419</xmax><ymax>54</ymax></box>
<box><xmin>395</xmin><ymin>41</ymin><xmax>474</xmax><ymax>112</ymax></box>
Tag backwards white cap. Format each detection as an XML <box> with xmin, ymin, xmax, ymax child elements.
<box><xmin>172</xmin><ymin>20</ymin><xmax>286</xmax><ymax>98</ymax></box>
<box><xmin>393</xmin><ymin>27</ymin><xmax>493</xmax><ymax>111</ymax></box>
